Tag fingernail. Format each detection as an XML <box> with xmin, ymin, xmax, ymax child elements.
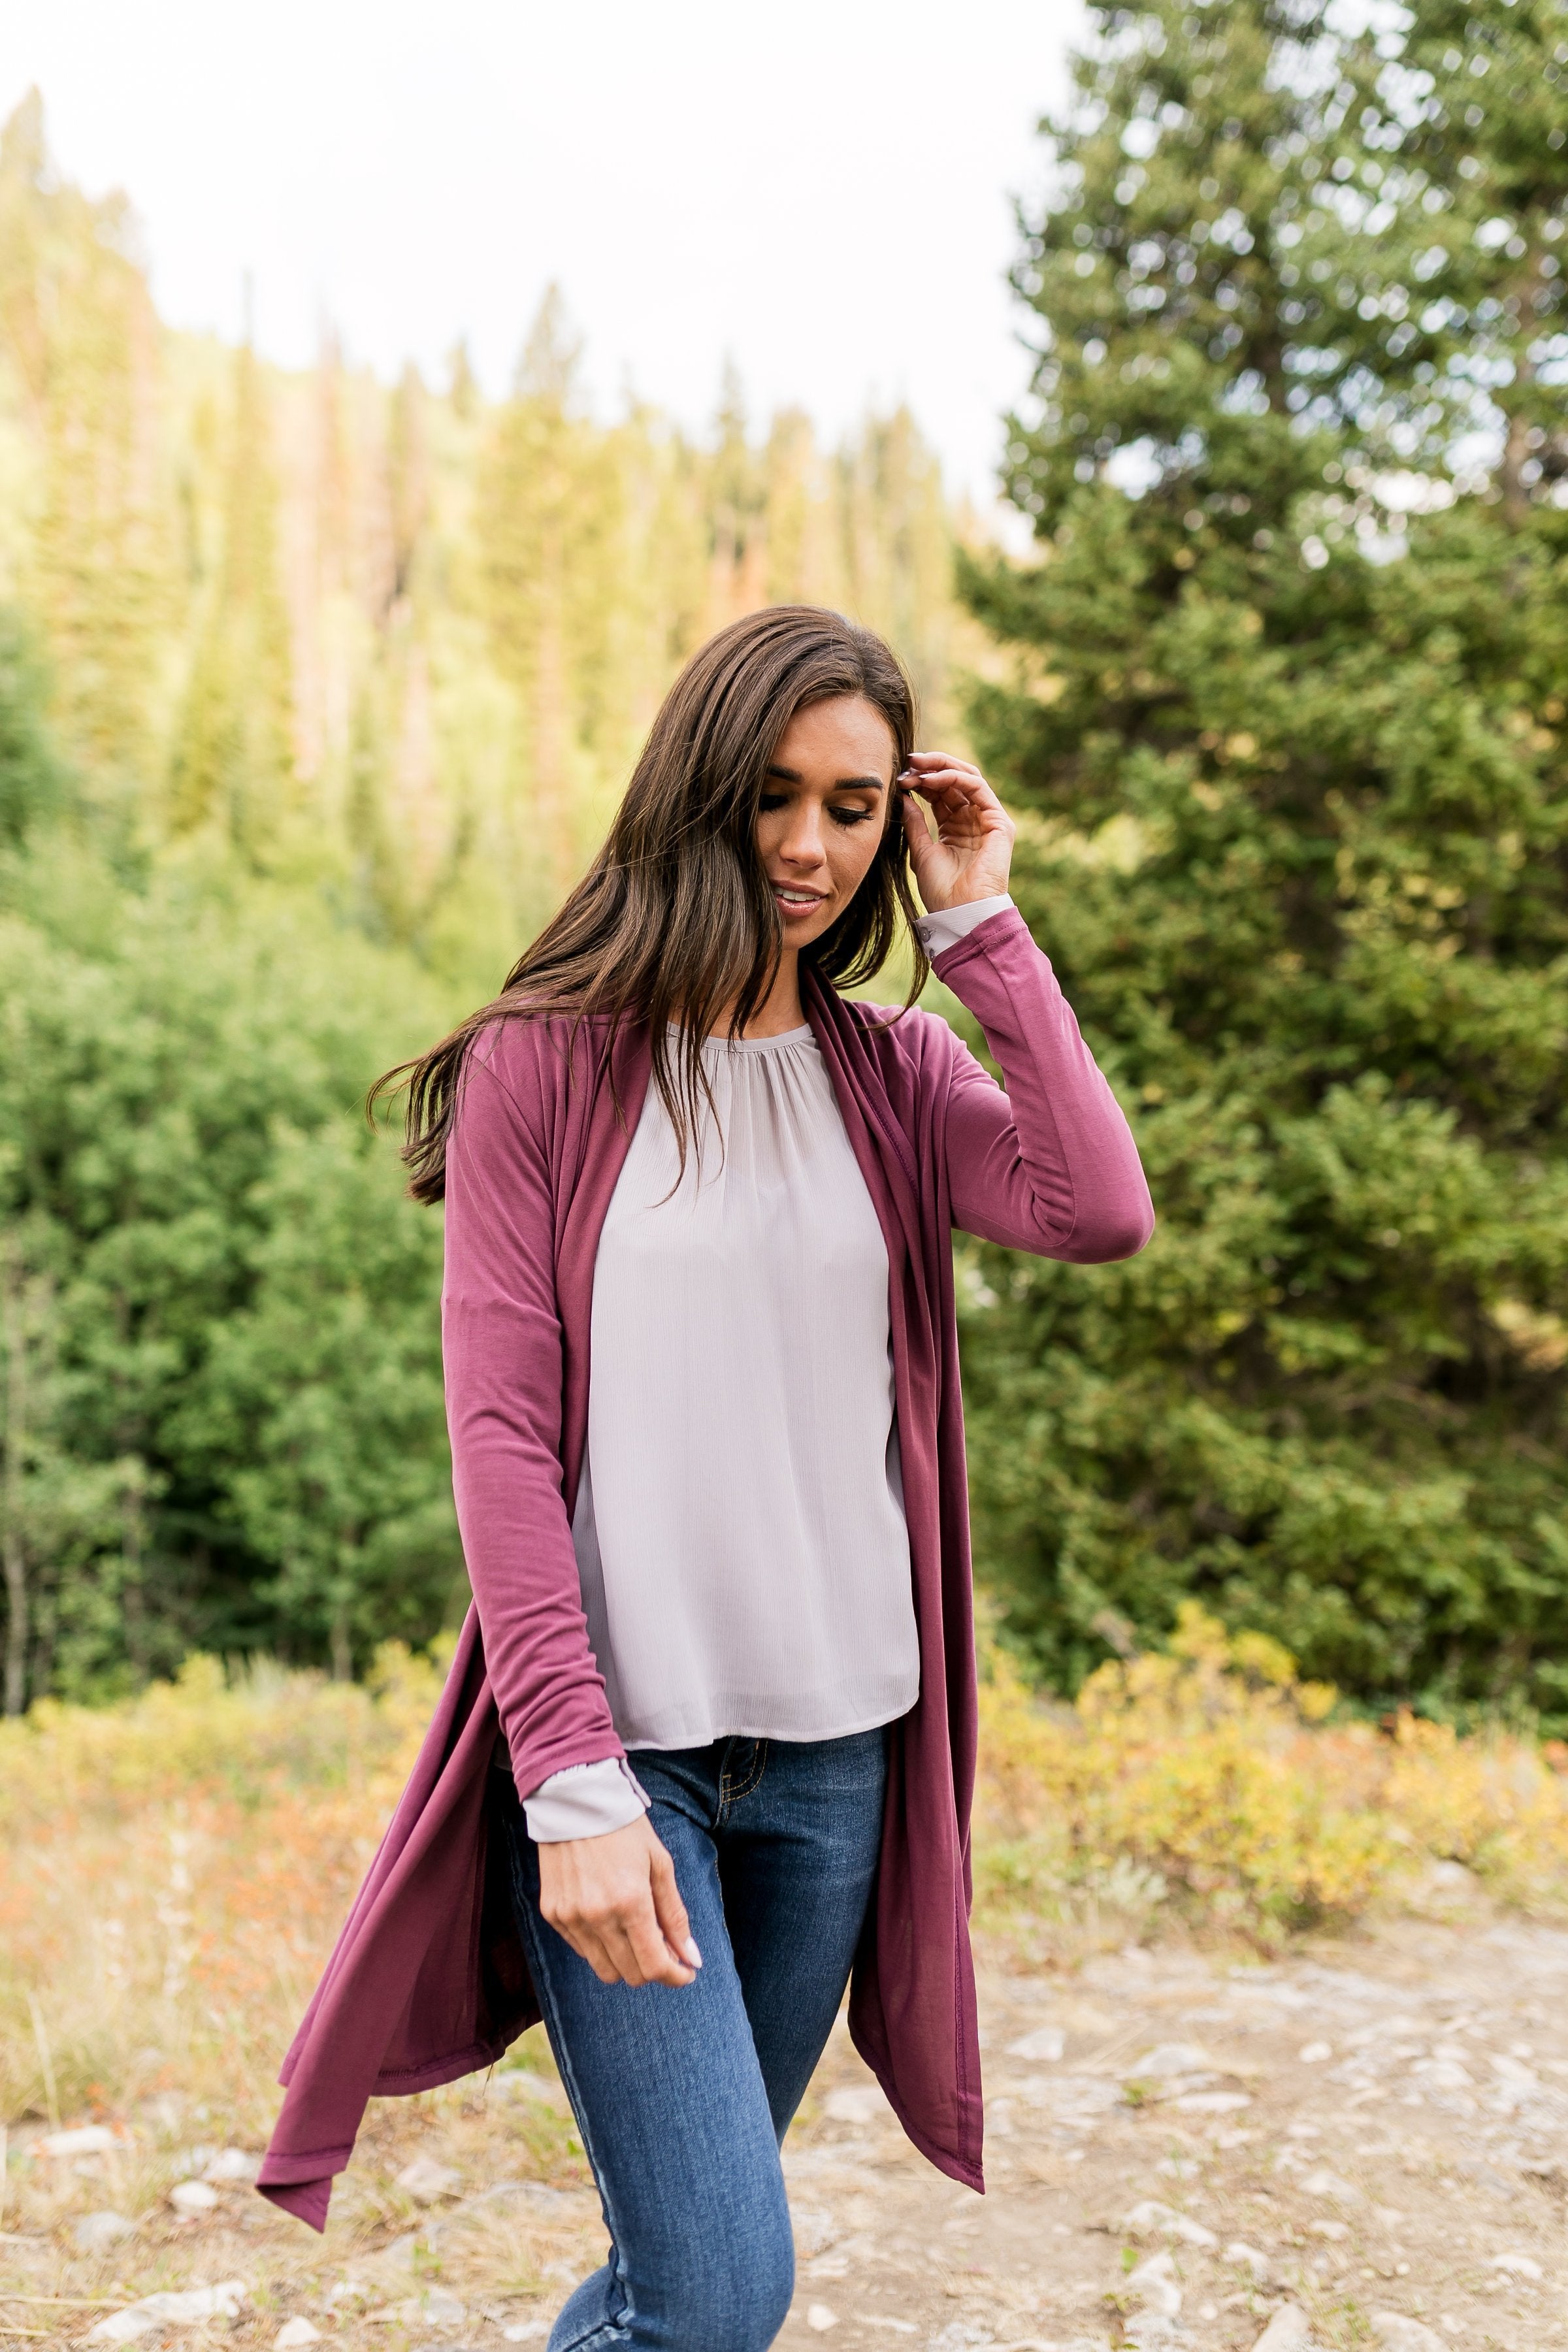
<box><xmin>685</xmin><ymin>1938</ymin><xmax>703</xmax><ymax>1968</ymax></box>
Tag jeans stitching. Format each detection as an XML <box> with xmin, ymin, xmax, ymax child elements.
<box><xmin>503</xmin><ymin>1818</ymin><xmax>636</xmax><ymax>2352</ymax></box>
<box><xmin>719</xmin><ymin>1738</ymin><xmax>768</xmax><ymax>1816</ymax></box>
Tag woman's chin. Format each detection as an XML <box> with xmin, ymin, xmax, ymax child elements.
<box><xmin>779</xmin><ymin>908</ymin><xmax>836</xmax><ymax>943</ymax></box>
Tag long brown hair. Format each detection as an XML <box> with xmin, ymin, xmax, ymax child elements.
<box><xmin>372</xmin><ymin>605</ymin><xmax>927</xmax><ymax>1202</ymax></box>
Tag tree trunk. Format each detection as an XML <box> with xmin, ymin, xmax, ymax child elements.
<box><xmin>120</xmin><ymin>1467</ymin><xmax>149</xmax><ymax>1682</ymax></box>
<box><xmin>2</xmin><ymin>1523</ymin><xmax>25</xmax><ymax>1718</ymax></box>
<box><xmin>329</xmin><ymin>1599</ymin><xmax>353</xmax><ymax>1684</ymax></box>
<box><xmin>1501</xmin><ymin>406</ymin><xmax>1533</xmax><ymax>529</ymax></box>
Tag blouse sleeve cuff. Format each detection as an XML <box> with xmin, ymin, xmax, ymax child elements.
<box><xmin>523</xmin><ymin>1756</ymin><xmax>651</xmax><ymax>1842</ymax></box>
<box><xmin>913</xmin><ymin>894</ymin><xmax>1015</xmax><ymax>959</ymax></box>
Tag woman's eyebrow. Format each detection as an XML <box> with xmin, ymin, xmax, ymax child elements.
<box><xmin>764</xmin><ymin>763</ymin><xmax>885</xmax><ymax>791</ymax></box>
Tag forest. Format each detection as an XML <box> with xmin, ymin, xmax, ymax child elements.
<box><xmin>0</xmin><ymin>86</ymin><xmax>972</xmax><ymax>1705</ymax></box>
<box><xmin>4</xmin><ymin>0</ymin><xmax>1568</xmax><ymax>1729</ymax></box>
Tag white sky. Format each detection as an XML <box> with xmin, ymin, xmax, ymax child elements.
<box><xmin>3</xmin><ymin>0</ymin><xmax>1082</xmax><ymax>507</ymax></box>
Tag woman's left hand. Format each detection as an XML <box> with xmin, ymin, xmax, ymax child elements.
<box><xmin>898</xmin><ymin>752</ymin><xmax>1016</xmax><ymax>913</ymax></box>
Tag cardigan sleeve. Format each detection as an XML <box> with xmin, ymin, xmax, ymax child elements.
<box><xmin>442</xmin><ymin>1036</ymin><xmax>627</xmax><ymax>1798</ymax></box>
<box><xmin>928</xmin><ymin>902</ymin><xmax>1154</xmax><ymax>1264</ymax></box>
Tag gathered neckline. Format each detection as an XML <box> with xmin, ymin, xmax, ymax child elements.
<box><xmin>710</xmin><ymin>1024</ymin><xmax>815</xmax><ymax>1054</ymax></box>
<box><xmin>664</xmin><ymin>1021</ymin><xmax>817</xmax><ymax>1054</ymax></box>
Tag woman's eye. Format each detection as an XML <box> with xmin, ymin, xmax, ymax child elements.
<box><xmin>758</xmin><ymin>793</ymin><xmax>787</xmax><ymax>813</ymax></box>
<box><xmin>830</xmin><ymin>806</ymin><xmax>875</xmax><ymax>827</ymax></box>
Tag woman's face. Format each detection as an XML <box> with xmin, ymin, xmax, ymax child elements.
<box><xmin>755</xmin><ymin>694</ymin><xmax>896</xmax><ymax>950</ymax></box>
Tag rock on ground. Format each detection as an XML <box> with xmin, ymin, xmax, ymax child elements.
<box><xmin>8</xmin><ymin>1908</ymin><xmax>1568</xmax><ymax>2351</ymax></box>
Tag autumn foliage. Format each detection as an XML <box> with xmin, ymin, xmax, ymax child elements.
<box><xmin>976</xmin><ymin>1605</ymin><xmax>1568</xmax><ymax>1940</ymax></box>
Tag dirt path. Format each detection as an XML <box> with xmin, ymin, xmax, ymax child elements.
<box><xmin>8</xmin><ymin>1904</ymin><xmax>1568</xmax><ymax>2352</ymax></box>
<box><xmin>779</xmin><ymin>1908</ymin><xmax>1568</xmax><ymax>2351</ymax></box>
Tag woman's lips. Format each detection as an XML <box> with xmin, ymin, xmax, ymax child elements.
<box><xmin>772</xmin><ymin>886</ymin><xmax>829</xmax><ymax>918</ymax></box>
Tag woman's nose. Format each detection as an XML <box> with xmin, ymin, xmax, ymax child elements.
<box><xmin>780</xmin><ymin>813</ymin><xmax>827</xmax><ymax>864</ymax></box>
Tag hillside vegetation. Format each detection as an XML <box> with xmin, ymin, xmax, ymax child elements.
<box><xmin>7</xmin><ymin>0</ymin><xmax>1568</xmax><ymax>1731</ymax></box>
<box><xmin>0</xmin><ymin>93</ymin><xmax>977</xmax><ymax>1702</ymax></box>
<box><xmin>955</xmin><ymin>0</ymin><xmax>1568</xmax><ymax>1723</ymax></box>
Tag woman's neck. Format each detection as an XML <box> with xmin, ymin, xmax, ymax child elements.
<box><xmin>715</xmin><ymin>949</ymin><xmax>805</xmax><ymax>1040</ymax></box>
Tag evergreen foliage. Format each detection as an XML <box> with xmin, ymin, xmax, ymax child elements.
<box><xmin>479</xmin><ymin>290</ymin><xmax>624</xmax><ymax>898</ymax></box>
<box><xmin>0</xmin><ymin>610</ymin><xmax>69</xmax><ymax>845</ymax></box>
<box><xmin>1</xmin><ymin>93</ymin><xmax>171</xmax><ymax>803</ymax></box>
<box><xmin>0</xmin><ymin>95</ymin><xmax>978</xmax><ymax>1703</ymax></box>
<box><xmin>167</xmin><ymin>340</ymin><xmax>295</xmax><ymax>858</ymax></box>
<box><xmin>958</xmin><ymin>0</ymin><xmax>1568</xmax><ymax>1717</ymax></box>
<box><xmin>0</xmin><ymin>93</ymin><xmax>971</xmax><ymax>983</ymax></box>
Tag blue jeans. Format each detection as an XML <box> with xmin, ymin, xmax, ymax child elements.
<box><xmin>500</xmin><ymin>1727</ymin><xmax>890</xmax><ymax>2352</ymax></box>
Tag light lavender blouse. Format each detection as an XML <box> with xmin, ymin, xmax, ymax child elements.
<box><xmin>523</xmin><ymin>895</ymin><xmax>1010</xmax><ymax>1841</ymax></box>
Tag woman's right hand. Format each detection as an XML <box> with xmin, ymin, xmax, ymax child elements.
<box><xmin>536</xmin><ymin>1815</ymin><xmax>704</xmax><ymax>1987</ymax></box>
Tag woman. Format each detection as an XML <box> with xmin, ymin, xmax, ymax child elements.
<box><xmin>257</xmin><ymin>607</ymin><xmax>1152</xmax><ymax>2351</ymax></box>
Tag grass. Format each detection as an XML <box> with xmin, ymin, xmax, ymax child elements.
<box><xmin>0</xmin><ymin>1646</ymin><xmax>446</xmax><ymax>2138</ymax></box>
<box><xmin>3</xmin><ymin>1600</ymin><xmax>1568</xmax><ymax>2340</ymax></box>
<box><xmin>3</xmin><ymin>1618</ymin><xmax>1561</xmax><ymax>2352</ymax></box>
<box><xmin>0</xmin><ymin>1609</ymin><xmax>1561</xmax><ymax>2211</ymax></box>
<box><xmin>0</xmin><ymin>1644</ymin><xmax>597</xmax><ymax>2349</ymax></box>
<box><xmin>6</xmin><ymin>1606</ymin><xmax>1568</xmax><ymax>2148</ymax></box>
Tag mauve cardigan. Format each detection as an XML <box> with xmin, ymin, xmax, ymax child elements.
<box><xmin>255</xmin><ymin>906</ymin><xmax>1153</xmax><ymax>2230</ymax></box>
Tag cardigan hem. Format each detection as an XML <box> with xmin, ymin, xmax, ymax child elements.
<box><xmin>883</xmin><ymin>2106</ymin><xmax>984</xmax><ymax>2196</ymax></box>
<box><xmin>278</xmin><ymin>2028</ymin><xmax>520</xmax><ymax>2096</ymax></box>
<box><xmin>257</xmin><ymin>2177</ymin><xmax>333</xmax><ymax>2233</ymax></box>
<box><xmin>258</xmin><ymin>2025</ymin><xmax>525</xmax><ymax>2233</ymax></box>
<box><xmin>366</xmin><ymin>2033</ymin><xmax>517</xmax><ymax>2093</ymax></box>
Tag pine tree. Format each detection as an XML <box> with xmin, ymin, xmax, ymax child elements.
<box><xmin>0</xmin><ymin>608</ymin><xmax>71</xmax><ymax>844</ymax></box>
<box><xmin>958</xmin><ymin>0</ymin><xmax>1568</xmax><ymax>1716</ymax></box>
<box><xmin>478</xmin><ymin>287</ymin><xmax>621</xmax><ymax>896</ymax></box>
<box><xmin>0</xmin><ymin>93</ymin><xmax>171</xmax><ymax>801</ymax></box>
<box><xmin>167</xmin><ymin>338</ymin><xmax>295</xmax><ymax>858</ymax></box>
<box><xmin>834</xmin><ymin>405</ymin><xmax>958</xmax><ymax>729</ymax></box>
<box><xmin>705</xmin><ymin>364</ymin><xmax>770</xmax><ymax>625</ymax></box>
<box><xmin>387</xmin><ymin>361</ymin><xmax>430</xmax><ymax>608</ymax></box>
<box><xmin>446</xmin><ymin>338</ymin><xmax>478</xmax><ymax>421</ymax></box>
